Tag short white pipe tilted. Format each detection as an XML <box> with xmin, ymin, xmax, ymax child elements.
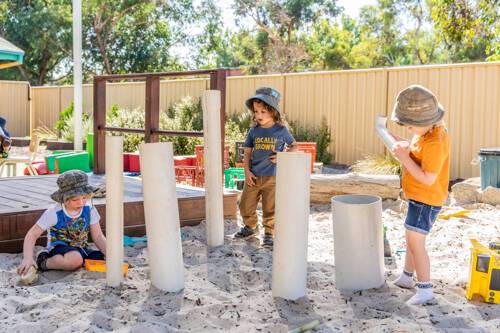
<box><xmin>140</xmin><ymin>142</ymin><xmax>184</xmax><ymax>292</ymax></box>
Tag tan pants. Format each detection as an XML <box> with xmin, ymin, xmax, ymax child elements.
<box><xmin>239</xmin><ymin>176</ymin><xmax>276</xmax><ymax>235</ymax></box>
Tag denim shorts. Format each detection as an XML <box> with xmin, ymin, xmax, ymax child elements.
<box><xmin>404</xmin><ymin>200</ymin><xmax>441</xmax><ymax>235</ymax></box>
<box><xmin>48</xmin><ymin>245</ymin><xmax>105</xmax><ymax>263</ymax></box>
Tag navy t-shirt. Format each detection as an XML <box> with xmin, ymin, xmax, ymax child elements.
<box><xmin>244</xmin><ymin>124</ymin><xmax>295</xmax><ymax>176</ymax></box>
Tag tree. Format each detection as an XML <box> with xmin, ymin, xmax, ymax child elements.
<box><xmin>0</xmin><ymin>0</ymin><xmax>72</xmax><ymax>85</ymax></box>
<box><xmin>83</xmin><ymin>0</ymin><xmax>197</xmax><ymax>76</ymax></box>
<box><xmin>232</xmin><ymin>0</ymin><xmax>341</xmax><ymax>73</ymax></box>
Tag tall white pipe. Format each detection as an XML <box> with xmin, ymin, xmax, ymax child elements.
<box><xmin>375</xmin><ymin>116</ymin><xmax>396</xmax><ymax>150</ymax></box>
<box><xmin>72</xmin><ymin>0</ymin><xmax>83</xmax><ymax>150</ymax></box>
<box><xmin>272</xmin><ymin>152</ymin><xmax>311</xmax><ymax>300</ymax></box>
<box><xmin>140</xmin><ymin>142</ymin><xmax>184</xmax><ymax>292</ymax></box>
<box><xmin>105</xmin><ymin>136</ymin><xmax>124</xmax><ymax>287</ymax></box>
<box><xmin>202</xmin><ymin>90</ymin><xmax>224</xmax><ymax>247</ymax></box>
<box><xmin>331</xmin><ymin>195</ymin><xmax>385</xmax><ymax>291</ymax></box>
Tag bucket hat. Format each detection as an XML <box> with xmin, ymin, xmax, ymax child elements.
<box><xmin>391</xmin><ymin>85</ymin><xmax>445</xmax><ymax>126</ymax></box>
<box><xmin>245</xmin><ymin>87</ymin><xmax>281</xmax><ymax>113</ymax></box>
<box><xmin>51</xmin><ymin>170</ymin><xmax>95</xmax><ymax>203</ymax></box>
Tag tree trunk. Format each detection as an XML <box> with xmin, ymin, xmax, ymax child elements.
<box><xmin>310</xmin><ymin>173</ymin><xmax>401</xmax><ymax>204</ymax></box>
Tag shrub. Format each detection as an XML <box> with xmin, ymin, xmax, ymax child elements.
<box><xmin>289</xmin><ymin>116</ymin><xmax>333</xmax><ymax>164</ymax></box>
<box><xmin>55</xmin><ymin>102</ymin><xmax>92</xmax><ymax>140</ymax></box>
<box><xmin>352</xmin><ymin>154</ymin><xmax>401</xmax><ymax>175</ymax></box>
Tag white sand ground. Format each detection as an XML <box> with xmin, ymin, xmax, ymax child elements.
<box><xmin>0</xmin><ymin>200</ymin><xmax>499</xmax><ymax>332</ymax></box>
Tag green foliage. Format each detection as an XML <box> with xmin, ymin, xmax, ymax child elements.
<box><xmin>55</xmin><ymin>102</ymin><xmax>92</xmax><ymax>141</ymax></box>
<box><xmin>290</xmin><ymin>117</ymin><xmax>332</xmax><ymax>164</ymax></box>
<box><xmin>352</xmin><ymin>154</ymin><xmax>401</xmax><ymax>175</ymax></box>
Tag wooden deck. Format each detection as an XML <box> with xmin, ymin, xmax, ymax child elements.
<box><xmin>0</xmin><ymin>175</ymin><xmax>238</xmax><ymax>253</ymax></box>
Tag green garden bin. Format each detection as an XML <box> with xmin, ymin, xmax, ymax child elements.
<box><xmin>87</xmin><ymin>133</ymin><xmax>94</xmax><ymax>169</ymax></box>
<box><xmin>46</xmin><ymin>151</ymin><xmax>77</xmax><ymax>173</ymax></box>
<box><xmin>479</xmin><ymin>148</ymin><xmax>500</xmax><ymax>190</ymax></box>
<box><xmin>224</xmin><ymin>168</ymin><xmax>245</xmax><ymax>189</ymax></box>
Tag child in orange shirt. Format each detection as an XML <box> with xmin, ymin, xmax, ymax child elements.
<box><xmin>389</xmin><ymin>85</ymin><xmax>450</xmax><ymax>305</ymax></box>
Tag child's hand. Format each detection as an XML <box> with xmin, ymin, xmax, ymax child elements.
<box><xmin>269</xmin><ymin>146</ymin><xmax>277</xmax><ymax>164</ymax></box>
<box><xmin>390</xmin><ymin>133</ymin><xmax>408</xmax><ymax>143</ymax></box>
<box><xmin>17</xmin><ymin>258</ymin><xmax>36</xmax><ymax>276</ymax></box>
<box><xmin>392</xmin><ymin>141</ymin><xmax>410</xmax><ymax>160</ymax></box>
<box><xmin>245</xmin><ymin>170</ymin><xmax>257</xmax><ymax>186</ymax></box>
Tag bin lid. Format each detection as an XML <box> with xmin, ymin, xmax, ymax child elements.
<box><xmin>479</xmin><ymin>148</ymin><xmax>500</xmax><ymax>156</ymax></box>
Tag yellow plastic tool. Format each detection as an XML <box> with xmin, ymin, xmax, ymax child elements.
<box><xmin>84</xmin><ymin>259</ymin><xmax>129</xmax><ymax>276</ymax></box>
<box><xmin>465</xmin><ymin>239</ymin><xmax>500</xmax><ymax>304</ymax></box>
<box><xmin>438</xmin><ymin>209</ymin><xmax>471</xmax><ymax>220</ymax></box>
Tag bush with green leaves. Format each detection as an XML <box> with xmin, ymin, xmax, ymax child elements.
<box><xmin>55</xmin><ymin>102</ymin><xmax>92</xmax><ymax>141</ymax></box>
<box><xmin>289</xmin><ymin>116</ymin><xmax>333</xmax><ymax>164</ymax></box>
<box><xmin>106</xmin><ymin>98</ymin><xmax>247</xmax><ymax>158</ymax></box>
<box><xmin>352</xmin><ymin>154</ymin><xmax>402</xmax><ymax>175</ymax></box>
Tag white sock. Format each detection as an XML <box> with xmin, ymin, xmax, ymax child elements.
<box><xmin>406</xmin><ymin>282</ymin><xmax>434</xmax><ymax>305</ymax></box>
<box><xmin>393</xmin><ymin>270</ymin><xmax>415</xmax><ymax>289</ymax></box>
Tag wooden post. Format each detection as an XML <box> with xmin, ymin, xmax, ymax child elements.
<box><xmin>145</xmin><ymin>76</ymin><xmax>160</xmax><ymax>143</ymax></box>
<box><xmin>210</xmin><ymin>69</ymin><xmax>227</xmax><ymax>169</ymax></box>
<box><xmin>93</xmin><ymin>78</ymin><xmax>106</xmax><ymax>174</ymax></box>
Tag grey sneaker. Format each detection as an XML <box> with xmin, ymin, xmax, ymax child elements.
<box><xmin>234</xmin><ymin>226</ymin><xmax>256</xmax><ymax>239</ymax></box>
<box><xmin>262</xmin><ymin>234</ymin><xmax>273</xmax><ymax>248</ymax></box>
<box><xmin>36</xmin><ymin>250</ymin><xmax>50</xmax><ymax>272</ymax></box>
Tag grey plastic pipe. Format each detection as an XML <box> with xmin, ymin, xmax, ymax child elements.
<box><xmin>331</xmin><ymin>195</ymin><xmax>384</xmax><ymax>290</ymax></box>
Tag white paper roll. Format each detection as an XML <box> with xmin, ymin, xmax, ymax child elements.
<box><xmin>139</xmin><ymin>142</ymin><xmax>184</xmax><ymax>292</ymax></box>
<box><xmin>202</xmin><ymin>90</ymin><xmax>224</xmax><ymax>247</ymax></box>
<box><xmin>105</xmin><ymin>136</ymin><xmax>124</xmax><ymax>287</ymax></box>
<box><xmin>272</xmin><ymin>152</ymin><xmax>311</xmax><ymax>300</ymax></box>
<box><xmin>331</xmin><ymin>195</ymin><xmax>385</xmax><ymax>291</ymax></box>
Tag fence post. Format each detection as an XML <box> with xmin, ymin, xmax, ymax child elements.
<box><xmin>210</xmin><ymin>69</ymin><xmax>227</xmax><ymax>169</ymax></box>
<box><xmin>93</xmin><ymin>78</ymin><xmax>106</xmax><ymax>174</ymax></box>
<box><xmin>145</xmin><ymin>76</ymin><xmax>160</xmax><ymax>143</ymax></box>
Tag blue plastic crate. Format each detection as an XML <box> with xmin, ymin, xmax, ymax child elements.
<box><xmin>479</xmin><ymin>148</ymin><xmax>500</xmax><ymax>190</ymax></box>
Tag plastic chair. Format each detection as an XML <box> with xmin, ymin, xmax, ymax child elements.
<box><xmin>0</xmin><ymin>132</ymin><xmax>41</xmax><ymax>177</ymax></box>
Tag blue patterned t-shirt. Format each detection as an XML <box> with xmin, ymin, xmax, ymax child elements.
<box><xmin>36</xmin><ymin>203</ymin><xmax>100</xmax><ymax>250</ymax></box>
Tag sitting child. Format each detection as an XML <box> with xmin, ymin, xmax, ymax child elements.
<box><xmin>17</xmin><ymin>170</ymin><xmax>106</xmax><ymax>276</ymax></box>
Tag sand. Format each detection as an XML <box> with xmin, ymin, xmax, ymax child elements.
<box><xmin>0</xmin><ymin>200</ymin><xmax>499</xmax><ymax>332</ymax></box>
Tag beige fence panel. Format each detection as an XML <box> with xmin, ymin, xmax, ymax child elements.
<box><xmin>284</xmin><ymin>69</ymin><xmax>388</xmax><ymax>165</ymax></box>
<box><xmin>226</xmin><ymin>74</ymin><xmax>285</xmax><ymax>115</ymax></box>
<box><xmin>386</xmin><ymin>62</ymin><xmax>500</xmax><ymax>179</ymax></box>
<box><xmin>0</xmin><ymin>81</ymin><xmax>30</xmax><ymax>137</ymax></box>
<box><xmin>31</xmin><ymin>86</ymin><xmax>61</xmax><ymax>133</ymax></box>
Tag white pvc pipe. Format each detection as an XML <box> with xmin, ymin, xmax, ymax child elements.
<box><xmin>272</xmin><ymin>152</ymin><xmax>311</xmax><ymax>300</ymax></box>
<box><xmin>105</xmin><ymin>136</ymin><xmax>124</xmax><ymax>287</ymax></box>
<box><xmin>202</xmin><ymin>90</ymin><xmax>224</xmax><ymax>247</ymax></box>
<box><xmin>375</xmin><ymin>116</ymin><xmax>396</xmax><ymax>150</ymax></box>
<box><xmin>72</xmin><ymin>0</ymin><xmax>83</xmax><ymax>150</ymax></box>
<box><xmin>331</xmin><ymin>195</ymin><xmax>384</xmax><ymax>291</ymax></box>
<box><xmin>140</xmin><ymin>142</ymin><xmax>184</xmax><ymax>292</ymax></box>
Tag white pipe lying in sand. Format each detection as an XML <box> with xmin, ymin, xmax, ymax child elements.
<box><xmin>272</xmin><ymin>152</ymin><xmax>311</xmax><ymax>300</ymax></box>
<box><xmin>202</xmin><ymin>90</ymin><xmax>224</xmax><ymax>247</ymax></box>
<box><xmin>331</xmin><ymin>195</ymin><xmax>384</xmax><ymax>290</ymax></box>
<box><xmin>105</xmin><ymin>136</ymin><xmax>124</xmax><ymax>287</ymax></box>
<box><xmin>140</xmin><ymin>142</ymin><xmax>184</xmax><ymax>292</ymax></box>
<box><xmin>375</xmin><ymin>116</ymin><xmax>397</xmax><ymax>150</ymax></box>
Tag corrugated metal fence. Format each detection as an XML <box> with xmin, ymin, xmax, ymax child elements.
<box><xmin>1</xmin><ymin>62</ymin><xmax>500</xmax><ymax>179</ymax></box>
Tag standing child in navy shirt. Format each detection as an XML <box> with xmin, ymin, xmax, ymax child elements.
<box><xmin>234</xmin><ymin>87</ymin><xmax>297</xmax><ymax>247</ymax></box>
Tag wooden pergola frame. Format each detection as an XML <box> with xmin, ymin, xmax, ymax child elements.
<box><xmin>93</xmin><ymin>68</ymin><xmax>239</xmax><ymax>174</ymax></box>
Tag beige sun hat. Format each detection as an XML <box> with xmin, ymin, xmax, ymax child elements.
<box><xmin>391</xmin><ymin>85</ymin><xmax>445</xmax><ymax>126</ymax></box>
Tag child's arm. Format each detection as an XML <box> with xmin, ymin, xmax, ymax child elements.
<box><xmin>17</xmin><ymin>224</ymin><xmax>44</xmax><ymax>275</ymax></box>
<box><xmin>244</xmin><ymin>147</ymin><xmax>256</xmax><ymax>186</ymax></box>
<box><xmin>287</xmin><ymin>141</ymin><xmax>298</xmax><ymax>152</ymax></box>
<box><xmin>90</xmin><ymin>223</ymin><xmax>107</xmax><ymax>256</ymax></box>
<box><xmin>393</xmin><ymin>143</ymin><xmax>438</xmax><ymax>186</ymax></box>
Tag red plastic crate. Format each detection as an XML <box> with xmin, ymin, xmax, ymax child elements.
<box><xmin>128</xmin><ymin>153</ymin><xmax>141</xmax><ymax>172</ymax></box>
<box><xmin>123</xmin><ymin>153</ymin><xmax>131</xmax><ymax>172</ymax></box>
<box><xmin>296</xmin><ymin>142</ymin><xmax>316</xmax><ymax>170</ymax></box>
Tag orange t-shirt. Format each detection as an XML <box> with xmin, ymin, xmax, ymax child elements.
<box><xmin>402</xmin><ymin>125</ymin><xmax>450</xmax><ymax>206</ymax></box>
